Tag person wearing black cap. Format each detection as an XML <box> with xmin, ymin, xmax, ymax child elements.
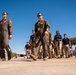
<box><xmin>0</xmin><ymin>12</ymin><xmax>12</xmax><ymax>60</ymax></box>
<box><xmin>30</xmin><ymin>12</ymin><xmax>50</xmax><ymax>61</ymax></box>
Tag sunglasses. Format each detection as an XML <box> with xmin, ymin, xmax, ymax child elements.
<box><xmin>38</xmin><ymin>15</ymin><xmax>42</xmax><ymax>17</ymax></box>
<box><xmin>3</xmin><ymin>14</ymin><xmax>7</xmax><ymax>15</ymax></box>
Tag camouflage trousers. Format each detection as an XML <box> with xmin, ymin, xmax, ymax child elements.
<box><xmin>37</xmin><ymin>45</ymin><xmax>43</xmax><ymax>59</ymax></box>
<box><xmin>45</xmin><ymin>44</ymin><xmax>52</xmax><ymax>59</ymax></box>
<box><xmin>37</xmin><ymin>44</ymin><xmax>53</xmax><ymax>59</ymax></box>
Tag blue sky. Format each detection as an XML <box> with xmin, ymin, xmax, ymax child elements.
<box><xmin>0</xmin><ymin>0</ymin><xmax>76</xmax><ymax>53</ymax></box>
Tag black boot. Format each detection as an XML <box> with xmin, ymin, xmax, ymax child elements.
<box><xmin>8</xmin><ymin>51</ymin><xmax>12</xmax><ymax>60</ymax></box>
<box><xmin>0</xmin><ymin>49</ymin><xmax>5</xmax><ymax>61</ymax></box>
<box><xmin>6</xmin><ymin>46</ymin><xmax>12</xmax><ymax>60</ymax></box>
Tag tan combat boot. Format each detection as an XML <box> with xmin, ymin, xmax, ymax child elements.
<box><xmin>30</xmin><ymin>54</ymin><xmax>37</xmax><ymax>61</ymax></box>
<box><xmin>43</xmin><ymin>58</ymin><xmax>47</xmax><ymax>61</ymax></box>
<box><xmin>0</xmin><ymin>57</ymin><xmax>2</xmax><ymax>61</ymax></box>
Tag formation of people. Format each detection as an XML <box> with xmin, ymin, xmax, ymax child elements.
<box><xmin>0</xmin><ymin>12</ymin><xmax>12</xmax><ymax>61</ymax></box>
<box><xmin>25</xmin><ymin>12</ymin><xmax>72</xmax><ymax>61</ymax></box>
<box><xmin>0</xmin><ymin>11</ymin><xmax>72</xmax><ymax>61</ymax></box>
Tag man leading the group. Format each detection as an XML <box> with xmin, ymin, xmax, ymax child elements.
<box><xmin>30</xmin><ymin>12</ymin><xmax>50</xmax><ymax>61</ymax></box>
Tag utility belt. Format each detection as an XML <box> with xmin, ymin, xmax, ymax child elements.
<box><xmin>55</xmin><ymin>39</ymin><xmax>62</xmax><ymax>41</ymax></box>
<box><xmin>63</xmin><ymin>43</ymin><xmax>69</xmax><ymax>45</ymax></box>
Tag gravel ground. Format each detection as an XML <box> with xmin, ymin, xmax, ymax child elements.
<box><xmin>0</xmin><ymin>57</ymin><xmax>76</xmax><ymax>75</ymax></box>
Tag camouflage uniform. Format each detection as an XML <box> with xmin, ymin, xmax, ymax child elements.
<box><xmin>44</xmin><ymin>29</ymin><xmax>52</xmax><ymax>59</ymax></box>
<box><xmin>37</xmin><ymin>44</ymin><xmax>43</xmax><ymax>59</ymax></box>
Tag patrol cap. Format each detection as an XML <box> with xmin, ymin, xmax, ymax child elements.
<box><xmin>37</xmin><ymin>12</ymin><xmax>43</xmax><ymax>17</ymax></box>
<box><xmin>2</xmin><ymin>12</ymin><xmax>8</xmax><ymax>15</ymax></box>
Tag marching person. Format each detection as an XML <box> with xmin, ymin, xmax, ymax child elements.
<box><xmin>30</xmin><ymin>12</ymin><xmax>50</xmax><ymax>61</ymax></box>
<box><xmin>44</xmin><ymin>27</ymin><xmax>52</xmax><ymax>59</ymax></box>
<box><xmin>54</xmin><ymin>30</ymin><xmax>62</xmax><ymax>58</ymax></box>
<box><xmin>0</xmin><ymin>12</ymin><xmax>12</xmax><ymax>60</ymax></box>
<box><xmin>62</xmin><ymin>34</ymin><xmax>71</xmax><ymax>58</ymax></box>
<box><xmin>29</xmin><ymin>30</ymin><xmax>35</xmax><ymax>55</ymax></box>
<box><xmin>25</xmin><ymin>42</ymin><xmax>31</xmax><ymax>59</ymax></box>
